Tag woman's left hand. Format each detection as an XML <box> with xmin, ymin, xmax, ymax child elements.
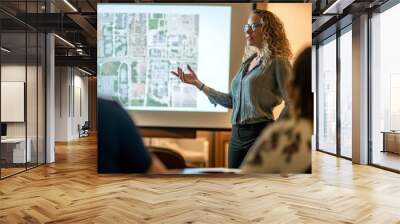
<box><xmin>170</xmin><ymin>64</ymin><xmax>201</xmax><ymax>87</ymax></box>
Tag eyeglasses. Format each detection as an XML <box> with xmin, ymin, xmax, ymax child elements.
<box><xmin>243</xmin><ymin>23</ymin><xmax>262</xmax><ymax>32</ymax></box>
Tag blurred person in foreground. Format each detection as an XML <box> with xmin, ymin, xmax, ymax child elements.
<box><xmin>98</xmin><ymin>98</ymin><xmax>166</xmax><ymax>174</ymax></box>
<box><xmin>240</xmin><ymin>47</ymin><xmax>313</xmax><ymax>174</ymax></box>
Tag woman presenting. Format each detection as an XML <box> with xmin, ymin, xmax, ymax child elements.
<box><xmin>171</xmin><ymin>9</ymin><xmax>292</xmax><ymax>168</ymax></box>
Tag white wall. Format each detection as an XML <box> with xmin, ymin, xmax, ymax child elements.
<box><xmin>1</xmin><ymin>65</ymin><xmax>35</xmax><ymax>138</ymax></box>
<box><xmin>55</xmin><ymin>66</ymin><xmax>69</xmax><ymax>141</ymax></box>
<box><xmin>72</xmin><ymin>73</ymin><xmax>89</xmax><ymax>138</ymax></box>
<box><xmin>55</xmin><ymin>67</ymin><xmax>89</xmax><ymax>141</ymax></box>
<box><xmin>1</xmin><ymin>65</ymin><xmax>26</xmax><ymax>142</ymax></box>
<box><xmin>1</xmin><ymin>64</ymin><xmax>46</xmax><ymax>164</ymax></box>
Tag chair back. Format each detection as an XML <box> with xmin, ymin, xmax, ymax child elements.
<box><xmin>82</xmin><ymin>121</ymin><xmax>90</xmax><ymax>129</ymax></box>
<box><xmin>149</xmin><ymin>146</ymin><xmax>187</xmax><ymax>169</ymax></box>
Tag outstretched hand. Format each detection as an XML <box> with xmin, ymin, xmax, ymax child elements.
<box><xmin>170</xmin><ymin>64</ymin><xmax>200</xmax><ymax>87</ymax></box>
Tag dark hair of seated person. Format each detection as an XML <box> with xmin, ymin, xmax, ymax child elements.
<box><xmin>97</xmin><ymin>98</ymin><xmax>152</xmax><ymax>173</ymax></box>
<box><xmin>292</xmin><ymin>47</ymin><xmax>313</xmax><ymax>122</ymax></box>
<box><xmin>292</xmin><ymin>47</ymin><xmax>312</xmax><ymax>173</ymax></box>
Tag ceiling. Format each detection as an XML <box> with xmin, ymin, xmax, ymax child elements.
<box><xmin>0</xmin><ymin>0</ymin><xmax>393</xmax><ymax>75</ymax></box>
<box><xmin>311</xmin><ymin>0</ymin><xmax>389</xmax><ymax>43</ymax></box>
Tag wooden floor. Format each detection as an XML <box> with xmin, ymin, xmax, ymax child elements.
<box><xmin>1</xmin><ymin>167</ymin><xmax>26</xmax><ymax>178</ymax></box>
<box><xmin>1</xmin><ymin>135</ymin><xmax>400</xmax><ymax>223</ymax></box>
<box><xmin>1</xmin><ymin>164</ymin><xmax>44</xmax><ymax>178</ymax></box>
<box><xmin>373</xmin><ymin>151</ymin><xmax>400</xmax><ymax>171</ymax></box>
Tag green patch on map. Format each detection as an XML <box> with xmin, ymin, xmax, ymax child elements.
<box><xmin>146</xmin><ymin>96</ymin><xmax>168</xmax><ymax>107</ymax></box>
<box><xmin>111</xmin><ymin>96</ymin><xmax>119</xmax><ymax>101</ymax></box>
<box><xmin>131</xmin><ymin>62</ymin><xmax>138</xmax><ymax>82</ymax></box>
<box><xmin>153</xmin><ymin>13</ymin><xmax>163</xmax><ymax>19</ymax></box>
<box><xmin>119</xmin><ymin>97</ymin><xmax>129</xmax><ymax>106</ymax></box>
<box><xmin>101</xmin><ymin>62</ymin><xmax>120</xmax><ymax>76</ymax></box>
<box><xmin>149</xmin><ymin>19</ymin><xmax>158</xmax><ymax>30</ymax></box>
<box><xmin>113</xmin><ymin>80</ymin><xmax>118</xmax><ymax>92</ymax></box>
<box><xmin>130</xmin><ymin>99</ymin><xmax>144</xmax><ymax>106</ymax></box>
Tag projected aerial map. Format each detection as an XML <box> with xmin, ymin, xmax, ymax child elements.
<box><xmin>98</xmin><ymin>12</ymin><xmax>199</xmax><ymax>109</ymax></box>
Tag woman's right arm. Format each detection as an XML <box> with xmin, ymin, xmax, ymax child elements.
<box><xmin>197</xmin><ymin>83</ymin><xmax>232</xmax><ymax>109</ymax></box>
<box><xmin>171</xmin><ymin>65</ymin><xmax>233</xmax><ymax>109</ymax></box>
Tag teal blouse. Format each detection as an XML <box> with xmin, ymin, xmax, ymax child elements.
<box><xmin>206</xmin><ymin>54</ymin><xmax>291</xmax><ymax>125</ymax></box>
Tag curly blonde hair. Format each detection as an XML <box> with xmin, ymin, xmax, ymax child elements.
<box><xmin>242</xmin><ymin>9</ymin><xmax>292</xmax><ymax>65</ymax></box>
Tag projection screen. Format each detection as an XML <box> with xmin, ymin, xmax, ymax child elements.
<box><xmin>97</xmin><ymin>3</ymin><xmax>252</xmax><ymax>129</ymax></box>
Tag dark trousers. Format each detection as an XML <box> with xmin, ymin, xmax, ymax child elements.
<box><xmin>228</xmin><ymin>121</ymin><xmax>272</xmax><ymax>168</ymax></box>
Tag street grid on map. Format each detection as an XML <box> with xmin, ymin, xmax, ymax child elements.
<box><xmin>98</xmin><ymin>12</ymin><xmax>200</xmax><ymax>109</ymax></box>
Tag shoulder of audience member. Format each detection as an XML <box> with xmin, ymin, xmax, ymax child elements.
<box><xmin>256</xmin><ymin>118</ymin><xmax>311</xmax><ymax>149</ymax></box>
<box><xmin>99</xmin><ymin>98</ymin><xmax>127</xmax><ymax>117</ymax></box>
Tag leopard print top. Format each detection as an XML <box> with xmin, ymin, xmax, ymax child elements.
<box><xmin>240</xmin><ymin>118</ymin><xmax>312</xmax><ymax>174</ymax></box>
